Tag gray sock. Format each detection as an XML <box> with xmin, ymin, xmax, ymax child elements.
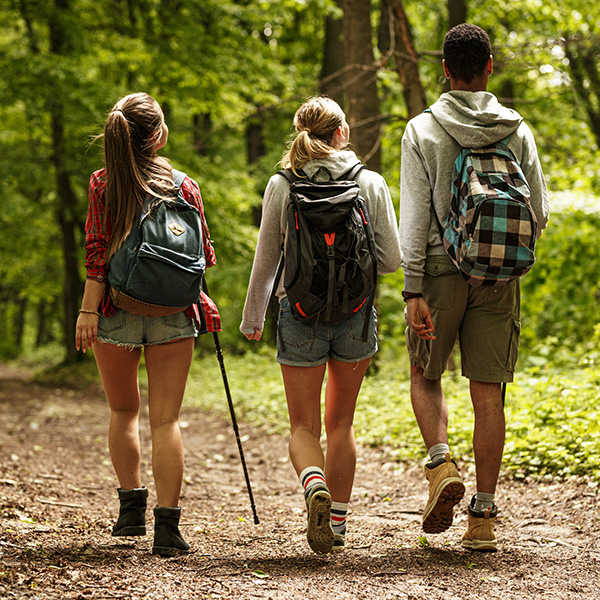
<box><xmin>474</xmin><ymin>492</ymin><xmax>495</xmax><ymax>512</ymax></box>
<box><xmin>428</xmin><ymin>443</ymin><xmax>450</xmax><ymax>464</ymax></box>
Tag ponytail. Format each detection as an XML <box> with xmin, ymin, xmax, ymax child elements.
<box><xmin>282</xmin><ymin>96</ymin><xmax>346</xmax><ymax>174</ymax></box>
<box><xmin>101</xmin><ymin>93</ymin><xmax>174</xmax><ymax>259</ymax></box>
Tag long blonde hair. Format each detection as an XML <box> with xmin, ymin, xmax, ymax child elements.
<box><xmin>102</xmin><ymin>92</ymin><xmax>174</xmax><ymax>259</ymax></box>
<box><xmin>282</xmin><ymin>96</ymin><xmax>347</xmax><ymax>174</ymax></box>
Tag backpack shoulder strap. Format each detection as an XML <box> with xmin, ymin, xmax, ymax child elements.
<box><xmin>276</xmin><ymin>168</ymin><xmax>306</xmax><ymax>184</ymax></box>
<box><xmin>338</xmin><ymin>162</ymin><xmax>365</xmax><ymax>181</ymax></box>
<box><xmin>172</xmin><ymin>169</ymin><xmax>187</xmax><ymax>189</ymax></box>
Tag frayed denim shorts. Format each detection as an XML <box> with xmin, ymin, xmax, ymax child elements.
<box><xmin>276</xmin><ymin>297</ymin><xmax>377</xmax><ymax>367</ymax></box>
<box><xmin>97</xmin><ymin>310</ymin><xmax>198</xmax><ymax>349</ymax></box>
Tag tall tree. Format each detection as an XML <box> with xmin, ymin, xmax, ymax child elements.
<box><xmin>448</xmin><ymin>0</ymin><xmax>467</xmax><ymax>30</ymax></box>
<box><xmin>48</xmin><ymin>0</ymin><xmax>83</xmax><ymax>363</ymax></box>
<box><xmin>320</xmin><ymin>0</ymin><xmax>345</xmax><ymax>107</ymax></box>
<box><xmin>343</xmin><ymin>0</ymin><xmax>382</xmax><ymax>172</ymax></box>
<box><xmin>564</xmin><ymin>32</ymin><xmax>600</xmax><ymax>148</ymax></box>
<box><xmin>380</xmin><ymin>0</ymin><xmax>427</xmax><ymax>119</ymax></box>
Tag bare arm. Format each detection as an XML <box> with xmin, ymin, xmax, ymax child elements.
<box><xmin>75</xmin><ymin>279</ymin><xmax>106</xmax><ymax>353</ymax></box>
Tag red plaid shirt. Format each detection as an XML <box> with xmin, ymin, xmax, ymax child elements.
<box><xmin>85</xmin><ymin>168</ymin><xmax>221</xmax><ymax>332</ymax></box>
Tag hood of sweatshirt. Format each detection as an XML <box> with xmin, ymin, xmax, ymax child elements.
<box><xmin>429</xmin><ymin>91</ymin><xmax>523</xmax><ymax>148</ymax></box>
<box><xmin>300</xmin><ymin>150</ymin><xmax>362</xmax><ymax>181</ymax></box>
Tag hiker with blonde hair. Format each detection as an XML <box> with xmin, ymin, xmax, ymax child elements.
<box><xmin>241</xmin><ymin>96</ymin><xmax>401</xmax><ymax>554</ymax></box>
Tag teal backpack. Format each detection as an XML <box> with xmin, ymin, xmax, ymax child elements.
<box><xmin>108</xmin><ymin>169</ymin><xmax>205</xmax><ymax>316</ymax></box>
<box><xmin>434</xmin><ymin>136</ymin><xmax>537</xmax><ymax>287</ymax></box>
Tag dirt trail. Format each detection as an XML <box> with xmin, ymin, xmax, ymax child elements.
<box><xmin>1</xmin><ymin>368</ymin><xmax>599</xmax><ymax>599</ymax></box>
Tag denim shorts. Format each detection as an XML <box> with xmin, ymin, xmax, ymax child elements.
<box><xmin>97</xmin><ymin>310</ymin><xmax>198</xmax><ymax>349</ymax></box>
<box><xmin>276</xmin><ymin>297</ymin><xmax>377</xmax><ymax>367</ymax></box>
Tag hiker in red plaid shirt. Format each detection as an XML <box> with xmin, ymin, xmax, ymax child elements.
<box><xmin>75</xmin><ymin>92</ymin><xmax>219</xmax><ymax>557</ymax></box>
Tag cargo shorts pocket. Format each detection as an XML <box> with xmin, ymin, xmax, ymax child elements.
<box><xmin>423</xmin><ymin>257</ymin><xmax>459</xmax><ymax>311</ymax></box>
<box><xmin>506</xmin><ymin>318</ymin><xmax>521</xmax><ymax>372</ymax></box>
<box><xmin>404</xmin><ymin>308</ymin><xmax>430</xmax><ymax>364</ymax></box>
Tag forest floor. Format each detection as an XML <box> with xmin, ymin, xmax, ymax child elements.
<box><xmin>1</xmin><ymin>363</ymin><xmax>599</xmax><ymax>599</ymax></box>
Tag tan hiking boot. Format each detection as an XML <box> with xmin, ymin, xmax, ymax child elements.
<box><xmin>461</xmin><ymin>503</ymin><xmax>498</xmax><ymax>552</ymax></box>
<box><xmin>422</xmin><ymin>453</ymin><xmax>465</xmax><ymax>534</ymax></box>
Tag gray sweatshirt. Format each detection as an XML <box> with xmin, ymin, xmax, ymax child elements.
<box><xmin>399</xmin><ymin>91</ymin><xmax>550</xmax><ymax>294</ymax></box>
<box><xmin>240</xmin><ymin>150</ymin><xmax>402</xmax><ymax>334</ymax></box>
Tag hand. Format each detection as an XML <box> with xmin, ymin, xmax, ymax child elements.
<box><xmin>75</xmin><ymin>313</ymin><xmax>99</xmax><ymax>353</ymax></box>
<box><xmin>406</xmin><ymin>297</ymin><xmax>436</xmax><ymax>341</ymax></box>
<box><xmin>243</xmin><ymin>328</ymin><xmax>262</xmax><ymax>341</ymax></box>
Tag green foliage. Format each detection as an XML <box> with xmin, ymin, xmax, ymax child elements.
<box><xmin>185</xmin><ymin>341</ymin><xmax>600</xmax><ymax>481</ymax></box>
<box><xmin>520</xmin><ymin>207</ymin><xmax>600</xmax><ymax>353</ymax></box>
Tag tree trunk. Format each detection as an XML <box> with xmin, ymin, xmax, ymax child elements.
<box><xmin>498</xmin><ymin>77</ymin><xmax>516</xmax><ymax>110</ymax></box>
<box><xmin>565</xmin><ymin>36</ymin><xmax>600</xmax><ymax>148</ymax></box>
<box><xmin>246</xmin><ymin>113</ymin><xmax>266</xmax><ymax>168</ymax></box>
<box><xmin>440</xmin><ymin>0</ymin><xmax>468</xmax><ymax>92</ymax></box>
<box><xmin>320</xmin><ymin>0</ymin><xmax>345</xmax><ymax>107</ymax></box>
<box><xmin>49</xmin><ymin>0</ymin><xmax>82</xmax><ymax>363</ymax></box>
<box><xmin>36</xmin><ymin>301</ymin><xmax>49</xmax><ymax>347</ymax></box>
<box><xmin>14</xmin><ymin>297</ymin><xmax>27</xmax><ymax>352</ymax></box>
<box><xmin>386</xmin><ymin>0</ymin><xmax>427</xmax><ymax>119</ymax></box>
<box><xmin>447</xmin><ymin>0</ymin><xmax>467</xmax><ymax>30</ymax></box>
<box><xmin>343</xmin><ymin>0</ymin><xmax>381</xmax><ymax>172</ymax></box>
<box><xmin>192</xmin><ymin>112</ymin><xmax>213</xmax><ymax>156</ymax></box>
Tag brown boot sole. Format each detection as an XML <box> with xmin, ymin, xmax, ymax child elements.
<box><xmin>422</xmin><ymin>480</ymin><xmax>465</xmax><ymax>534</ymax></box>
<box><xmin>307</xmin><ymin>490</ymin><xmax>334</xmax><ymax>554</ymax></box>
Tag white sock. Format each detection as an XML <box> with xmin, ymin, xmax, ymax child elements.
<box><xmin>474</xmin><ymin>492</ymin><xmax>495</xmax><ymax>512</ymax></box>
<box><xmin>428</xmin><ymin>443</ymin><xmax>450</xmax><ymax>464</ymax></box>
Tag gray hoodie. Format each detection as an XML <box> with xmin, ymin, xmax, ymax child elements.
<box><xmin>399</xmin><ymin>91</ymin><xmax>550</xmax><ymax>293</ymax></box>
<box><xmin>240</xmin><ymin>150</ymin><xmax>402</xmax><ymax>334</ymax></box>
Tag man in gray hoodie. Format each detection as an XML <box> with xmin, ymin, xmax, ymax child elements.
<box><xmin>399</xmin><ymin>24</ymin><xmax>549</xmax><ymax>551</ymax></box>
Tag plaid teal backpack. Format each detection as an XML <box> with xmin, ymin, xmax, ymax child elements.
<box><xmin>434</xmin><ymin>136</ymin><xmax>537</xmax><ymax>287</ymax></box>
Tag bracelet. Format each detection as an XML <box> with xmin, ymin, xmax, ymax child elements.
<box><xmin>402</xmin><ymin>292</ymin><xmax>423</xmax><ymax>302</ymax></box>
<box><xmin>79</xmin><ymin>309</ymin><xmax>100</xmax><ymax>316</ymax></box>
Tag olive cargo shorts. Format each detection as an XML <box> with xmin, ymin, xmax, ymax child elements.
<box><xmin>405</xmin><ymin>256</ymin><xmax>521</xmax><ymax>383</ymax></box>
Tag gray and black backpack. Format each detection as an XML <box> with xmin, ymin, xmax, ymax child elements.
<box><xmin>275</xmin><ymin>163</ymin><xmax>378</xmax><ymax>340</ymax></box>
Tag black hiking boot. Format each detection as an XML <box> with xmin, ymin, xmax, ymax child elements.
<box><xmin>152</xmin><ymin>506</ymin><xmax>190</xmax><ymax>557</ymax></box>
<box><xmin>112</xmin><ymin>487</ymin><xmax>148</xmax><ymax>537</ymax></box>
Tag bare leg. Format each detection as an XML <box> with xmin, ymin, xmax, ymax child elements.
<box><xmin>145</xmin><ymin>337</ymin><xmax>195</xmax><ymax>508</ymax></box>
<box><xmin>280</xmin><ymin>363</ymin><xmax>327</xmax><ymax>475</ymax></box>
<box><xmin>93</xmin><ymin>343</ymin><xmax>143</xmax><ymax>490</ymax></box>
<box><xmin>323</xmin><ymin>358</ymin><xmax>370</xmax><ymax>503</ymax></box>
<box><xmin>410</xmin><ymin>366</ymin><xmax>448</xmax><ymax>450</ymax></box>
<box><xmin>470</xmin><ymin>380</ymin><xmax>505</xmax><ymax>494</ymax></box>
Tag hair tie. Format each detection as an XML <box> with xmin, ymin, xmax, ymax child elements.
<box><xmin>113</xmin><ymin>108</ymin><xmax>125</xmax><ymax>116</ymax></box>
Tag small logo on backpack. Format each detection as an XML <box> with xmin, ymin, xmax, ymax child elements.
<box><xmin>169</xmin><ymin>223</ymin><xmax>185</xmax><ymax>236</ymax></box>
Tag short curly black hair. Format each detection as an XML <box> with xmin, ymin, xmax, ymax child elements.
<box><xmin>443</xmin><ymin>24</ymin><xmax>492</xmax><ymax>83</ymax></box>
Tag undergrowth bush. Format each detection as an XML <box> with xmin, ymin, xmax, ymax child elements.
<box><xmin>186</xmin><ymin>326</ymin><xmax>600</xmax><ymax>482</ymax></box>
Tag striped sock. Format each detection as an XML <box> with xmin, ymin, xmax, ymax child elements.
<box><xmin>331</xmin><ymin>501</ymin><xmax>348</xmax><ymax>536</ymax></box>
<box><xmin>299</xmin><ymin>466</ymin><xmax>328</xmax><ymax>497</ymax></box>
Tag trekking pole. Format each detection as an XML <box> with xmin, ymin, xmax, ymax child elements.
<box><xmin>201</xmin><ymin>279</ymin><xmax>260</xmax><ymax>525</ymax></box>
